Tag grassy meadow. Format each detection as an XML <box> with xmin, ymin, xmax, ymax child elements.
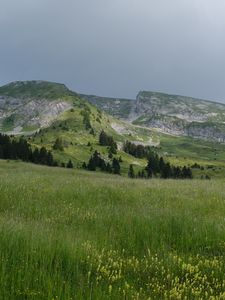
<box><xmin>0</xmin><ymin>160</ymin><xmax>225</xmax><ymax>299</ymax></box>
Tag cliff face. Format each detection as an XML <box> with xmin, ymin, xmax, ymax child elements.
<box><xmin>85</xmin><ymin>90</ymin><xmax>225</xmax><ymax>142</ymax></box>
<box><xmin>0</xmin><ymin>96</ymin><xmax>72</xmax><ymax>133</ymax></box>
<box><xmin>131</xmin><ymin>92</ymin><xmax>225</xmax><ymax>141</ymax></box>
<box><xmin>80</xmin><ymin>94</ymin><xmax>134</xmax><ymax>120</ymax></box>
<box><xmin>0</xmin><ymin>81</ymin><xmax>74</xmax><ymax>134</ymax></box>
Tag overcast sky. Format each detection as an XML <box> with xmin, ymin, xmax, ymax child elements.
<box><xmin>1</xmin><ymin>0</ymin><xmax>225</xmax><ymax>101</ymax></box>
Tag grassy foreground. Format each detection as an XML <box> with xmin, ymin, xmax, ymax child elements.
<box><xmin>0</xmin><ymin>160</ymin><xmax>225</xmax><ymax>299</ymax></box>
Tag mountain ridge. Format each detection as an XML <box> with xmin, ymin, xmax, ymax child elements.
<box><xmin>2</xmin><ymin>80</ymin><xmax>225</xmax><ymax>178</ymax></box>
<box><xmin>83</xmin><ymin>90</ymin><xmax>225</xmax><ymax>142</ymax></box>
<box><xmin>2</xmin><ymin>80</ymin><xmax>225</xmax><ymax>143</ymax></box>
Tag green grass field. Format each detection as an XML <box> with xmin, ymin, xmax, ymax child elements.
<box><xmin>0</xmin><ymin>160</ymin><xmax>225</xmax><ymax>299</ymax></box>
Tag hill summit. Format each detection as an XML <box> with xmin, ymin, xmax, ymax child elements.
<box><xmin>0</xmin><ymin>81</ymin><xmax>78</xmax><ymax>133</ymax></box>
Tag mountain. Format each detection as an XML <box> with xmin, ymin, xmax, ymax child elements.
<box><xmin>84</xmin><ymin>91</ymin><xmax>225</xmax><ymax>142</ymax></box>
<box><xmin>80</xmin><ymin>94</ymin><xmax>134</xmax><ymax>120</ymax></box>
<box><xmin>2</xmin><ymin>81</ymin><xmax>225</xmax><ymax>143</ymax></box>
<box><xmin>2</xmin><ymin>80</ymin><xmax>225</xmax><ymax>178</ymax></box>
<box><xmin>0</xmin><ymin>81</ymin><xmax>77</xmax><ymax>133</ymax></box>
<box><xmin>0</xmin><ymin>81</ymin><xmax>151</xmax><ymax>172</ymax></box>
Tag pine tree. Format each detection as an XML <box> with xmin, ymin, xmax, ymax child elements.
<box><xmin>99</xmin><ymin>130</ymin><xmax>107</xmax><ymax>145</ymax></box>
<box><xmin>159</xmin><ymin>157</ymin><xmax>165</xmax><ymax>173</ymax></box>
<box><xmin>161</xmin><ymin>162</ymin><xmax>172</xmax><ymax>179</ymax></box>
<box><xmin>109</xmin><ymin>143</ymin><xmax>117</xmax><ymax>155</ymax></box>
<box><xmin>148</xmin><ymin>153</ymin><xmax>160</xmax><ymax>175</ymax></box>
<box><xmin>53</xmin><ymin>138</ymin><xmax>64</xmax><ymax>151</ymax></box>
<box><xmin>39</xmin><ymin>147</ymin><xmax>48</xmax><ymax>164</ymax></box>
<box><xmin>87</xmin><ymin>156</ymin><xmax>96</xmax><ymax>171</ymax></box>
<box><xmin>146</xmin><ymin>160</ymin><xmax>153</xmax><ymax>178</ymax></box>
<box><xmin>0</xmin><ymin>133</ymin><xmax>57</xmax><ymax>168</ymax></box>
<box><xmin>128</xmin><ymin>164</ymin><xmax>135</xmax><ymax>178</ymax></box>
<box><xmin>112</xmin><ymin>158</ymin><xmax>120</xmax><ymax>175</ymax></box>
<box><xmin>182</xmin><ymin>166</ymin><xmax>192</xmax><ymax>179</ymax></box>
<box><xmin>108</xmin><ymin>151</ymin><xmax>113</xmax><ymax>159</ymax></box>
<box><xmin>32</xmin><ymin>148</ymin><xmax>40</xmax><ymax>164</ymax></box>
<box><xmin>46</xmin><ymin>151</ymin><xmax>54</xmax><ymax>166</ymax></box>
<box><xmin>106</xmin><ymin>162</ymin><xmax>112</xmax><ymax>173</ymax></box>
<box><xmin>66</xmin><ymin>159</ymin><xmax>73</xmax><ymax>168</ymax></box>
<box><xmin>93</xmin><ymin>150</ymin><xmax>100</xmax><ymax>166</ymax></box>
<box><xmin>99</xmin><ymin>130</ymin><xmax>117</xmax><ymax>151</ymax></box>
<box><xmin>99</xmin><ymin>159</ymin><xmax>107</xmax><ymax>171</ymax></box>
<box><xmin>82</xmin><ymin>162</ymin><xmax>87</xmax><ymax>169</ymax></box>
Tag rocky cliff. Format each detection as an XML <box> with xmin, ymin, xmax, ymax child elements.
<box><xmin>0</xmin><ymin>81</ymin><xmax>74</xmax><ymax>133</ymax></box>
<box><xmin>85</xmin><ymin>91</ymin><xmax>225</xmax><ymax>142</ymax></box>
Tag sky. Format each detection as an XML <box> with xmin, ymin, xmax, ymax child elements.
<box><xmin>1</xmin><ymin>0</ymin><xmax>225</xmax><ymax>101</ymax></box>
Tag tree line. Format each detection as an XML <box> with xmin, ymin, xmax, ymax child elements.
<box><xmin>0</xmin><ymin>130</ymin><xmax>192</xmax><ymax>179</ymax></box>
<box><xmin>99</xmin><ymin>130</ymin><xmax>117</xmax><ymax>155</ymax></box>
<box><xmin>0</xmin><ymin>133</ymin><xmax>56</xmax><ymax>166</ymax></box>
<box><xmin>84</xmin><ymin>134</ymin><xmax>192</xmax><ymax>179</ymax></box>
<box><xmin>83</xmin><ymin>150</ymin><xmax>121</xmax><ymax>175</ymax></box>
<box><xmin>124</xmin><ymin>140</ymin><xmax>192</xmax><ymax>179</ymax></box>
<box><xmin>123</xmin><ymin>140</ymin><xmax>152</xmax><ymax>158</ymax></box>
<box><xmin>128</xmin><ymin>152</ymin><xmax>192</xmax><ymax>179</ymax></box>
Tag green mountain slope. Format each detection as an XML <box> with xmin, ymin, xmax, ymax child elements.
<box><xmin>0</xmin><ymin>81</ymin><xmax>148</xmax><ymax>173</ymax></box>
<box><xmin>29</xmin><ymin>99</ymin><xmax>148</xmax><ymax>174</ymax></box>
<box><xmin>1</xmin><ymin>80</ymin><xmax>225</xmax><ymax>178</ymax></box>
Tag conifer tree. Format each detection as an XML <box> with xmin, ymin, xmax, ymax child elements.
<box><xmin>53</xmin><ymin>138</ymin><xmax>64</xmax><ymax>151</ymax></box>
<box><xmin>66</xmin><ymin>159</ymin><xmax>73</xmax><ymax>168</ymax></box>
<box><xmin>112</xmin><ymin>158</ymin><xmax>120</xmax><ymax>175</ymax></box>
<box><xmin>87</xmin><ymin>156</ymin><xmax>96</xmax><ymax>171</ymax></box>
<box><xmin>0</xmin><ymin>133</ymin><xmax>57</xmax><ymax>167</ymax></box>
<box><xmin>99</xmin><ymin>130</ymin><xmax>117</xmax><ymax>151</ymax></box>
<box><xmin>39</xmin><ymin>147</ymin><xmax>48</xmax><ymax>164</ymax></box>
<box><xmin>82</xmin><ymin>162</ymin><xmax>87</xmax><ymax>169</ymax></box>
<box><xmin>161</xmin><ymin>162</ymin><xmax>172</xmax><ymax>179</ymax></box>
<box><xmin>106</xmin><ymin>162</ymin><xmax>112</xmax><ymax>173</ymax></box>
<box><xmin>108</xmin><ymin>151</ymin><xmax>113</xmax><ymax>159</ymax></box>
<box><xmin>146</xmin><ymin>159</ymin><xmax>153</xmax><ymax>178</ymax></box>
<box><xmin>109</xmin><ymin>143</ymin><xmax>117</xmax><ymax>155</ymax></box>
<box><xmin>128</xmin><ymin>164</ymin><xmax>135</xmax><ymax>178</ymax></box>
<box><xmin>99</xmin><ymin>130</ymin><xmax>108</xmax><ymax>145</ymax></box>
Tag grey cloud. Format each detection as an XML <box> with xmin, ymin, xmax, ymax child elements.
<box><xmin>0</xmin><ymin>0</ymin><xmax>225</xmax><ymax>102</ymax></box>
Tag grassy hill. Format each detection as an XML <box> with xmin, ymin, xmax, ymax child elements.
<box><xmin>0</xmin><ymin>160</ymin><xmax>225</xmax><ymax>299</ymax></box>
<box><xmin>27</xmin><ymin>104</ymin><xmax>225</xmax><ymax>178</ymax></box>
<box><xmin>0</xmin><ymin>80</ymin><xmax>76</xmax><ymax>99</ymax></box>
<box><xmin>0</xmin><ymin>81</ymin><xmax>147</xmax><ymax>173</ymax></box>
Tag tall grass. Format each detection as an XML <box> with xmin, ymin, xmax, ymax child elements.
<box><xmin>0</xmin><ymin>160</ymin><xmax>225</xmax><ymax>299</ymax></box>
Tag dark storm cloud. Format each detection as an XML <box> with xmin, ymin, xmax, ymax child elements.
<box><xmin>1</xmin><ymin>0</ymin><xmax>225</xmax><ymax>101</ymax></box>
